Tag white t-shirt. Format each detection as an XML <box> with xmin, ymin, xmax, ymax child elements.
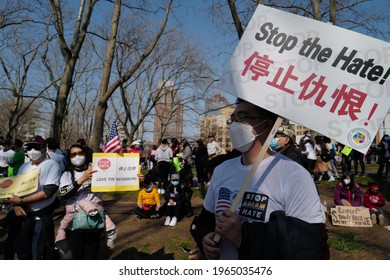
<box><xmin>203</xmin><ymin>153</ymin><xmax>324</xmax><ymax>259</ymax></box>
<box><xmin>17</xmin><ymin>158</ymin><xmax>61</xmax><ymax>212</ymax></box>
<box><xmin>0</xmin><ymin>149</ymin><xmax>15</xmax><ymax>168</ymax></box>
<box><xmin>60</xmin><ymin>170</ymin><xmax>102</xmax><ymax>203</ymax></box>
<box><xmin>47</xmin><ymin>151</ymin><xmax>65</xmax><ymax>172</ymax></box>
<box><xmin>207</xmin><ymin>141</ymin><xmax>221</xmax><ymax>156</ymax></box>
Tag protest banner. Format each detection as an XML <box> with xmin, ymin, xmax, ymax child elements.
<box><xmin>331</xmin><ymin>205</ymin><xmax>372</xmax><ymax>227</ymax></box>
<box><xmin>0</xmin><ymin>168</ymin><xmax>39</xmax><ymax>199</ymax></box>
<box><xmin>219</xmin><ymin>4</ymin><xmax>390</xmax><ymax>154</ymax></box>
<box><xmin>91</xmin><ymin>153</ymin><xmax>140</xmax><ymax>192</ymax></box>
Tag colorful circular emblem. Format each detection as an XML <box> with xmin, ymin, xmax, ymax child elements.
<box><xmin>347</xmin><ymin>128</ymin><xmax>371</xmax><ymax>149</ymax></box>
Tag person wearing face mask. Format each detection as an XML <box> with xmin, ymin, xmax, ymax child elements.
<box><xmin>363</xmin><ymin>182</ymin><xmax>385</xmax><ymax>225</ymax></box>
<box><xmin>191</xmin><ymin>99</ymin><xmax>329</xmax><ymax>260</ymax></box>
<box><xmin>135</xmin><ymin>173</ymin><xmax>161</xmax><ymax>219</ymax></box>
<box><xmin>8</xmin><ymin>136</ymin><xmax>62</xmax><ymax>260</ymax></box>
<box><xmin>163</xmin><ymin>173</ymin><xmax>183</xmax><ymax>227</ymax></box>
<box><xmin>269</xmin><ymin>129</ymin><xmax>303</xmax><ymax>166</ymax></box>
<box><xmin>55</xmin><ymin>143</ymin><xmax>117</xmax><ymax>259</ymax></box>
<box><xmin>333</xmin><ymin>173</ymin><xmax>362</xmax><ymax>207</ymax></box>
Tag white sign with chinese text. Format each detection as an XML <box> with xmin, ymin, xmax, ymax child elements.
<box><xmin>91</xmin><ymin>153</ymin><xmax>140</xmax><ymax>192</ymax></box>
<box><xmin>219</xmin><ymin>5</ymin><xmax>390</xmax><ymax>153</ymax></box>
<box><xmin>331</xmin><ymin>206</ymin><xmax>372</xmax><ymax>227</ymax></box>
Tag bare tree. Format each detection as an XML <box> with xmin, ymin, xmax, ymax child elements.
<box><xmin>211</xmin><ymin>0</ymin><xmax>389</xmax><ymax>40</ymax></box>
<box><xmin>108</xmin><ymin>26</ymin><xmax>214</xmax><ymax>143</ymax></box>
<box><xmin>90</xmin><ymin>0</ymin><xmax>173</xmax><ymax>151</ymax></box>
<box><xmin>47</xmin><ymin>0</ymin><xmax>97</xmax><ymax>143</ymax></box>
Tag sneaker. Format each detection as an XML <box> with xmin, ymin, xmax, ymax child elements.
<box><xmin>169</xmin><ymin>216</ymin><xmax>177</xmax><ymax>227</ymax></box>
<box><xmin>164</xmin><ymin>216</ymin><xmax>171</xmax><ymax>226</ymax></box>
<box><xmin>328</xmin><ymin>176</ymin><xmax>335</xmax><ymax>182</ymax></box>
<box><xmin>379</xmin><ymin>214</ymin><xmax>385</xmax><ymax>226</ymax></box>
<box><xmin>371</xmin><ymin>214</ymin><xmax>377</xmax><ymax>225</ymax></box>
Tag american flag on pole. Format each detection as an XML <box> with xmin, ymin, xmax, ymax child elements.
<box><xmin>104</xmin><ymin>121</ymin><xmax>122</xmax><ymax>153</ymax></box>
<box><xmin>216</xmin><ymin>187</ymin><xmax>232</xmax><ymax>216</ymax></box>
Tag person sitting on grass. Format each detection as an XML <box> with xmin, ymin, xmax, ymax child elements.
<box><xmin>163</xmin><ymin>173</ymin><xmax>183</xmax><ymax>227</ymax></box>
<box><xmin>363</xmin><ymin>182</ymin><xmax>386</xmax><ymax>225</ymax></box>
<box><xmin>135</xmin><ymin>174</ymin><xmax>161</xmax><ymax>219</ymax></box>
<box><xmin>334</xmin><ymin>173</ymin><xmax>362</xmax><ymax>207</ymax></box>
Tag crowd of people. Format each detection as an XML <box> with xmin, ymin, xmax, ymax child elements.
<box><xmin>0</xmin><ymin>132</ymin><xmax>225</xmax><ymax>260</ymax></box>
<box><xmin>0</xmin><ymin>125</ymin><xmax>388</xmax><ymax>260</ymax></box>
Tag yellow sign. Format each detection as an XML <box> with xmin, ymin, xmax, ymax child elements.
<box><xmin>0</xmin><ymin>169</ymin><xmax>39</xmax><ymax>199</ymax></box>
<box><xmin>341</xmin><ymin>145</ymin><xmax>353</xmax><ymax>156</ymax></box>
<box><xmin>91</xmin><ymin>153</ymin><xmax>140</xmax><ymax>192</ymax></box>
<box><xmin>331</xmin><ymin>206</ymin><xmax>372</xmax><ymax>227</ymax></box>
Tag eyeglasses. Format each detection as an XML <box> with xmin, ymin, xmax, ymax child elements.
<box><xmin>69</xmin><ymin>151</ymin><xmax>85</xmax><ymax>158</ymax></box>
<box><xmin>25</xmin><ymin>144</ymin><xmax>44</xmax><ymax>151</ymax></box>
<box><xmin>226</xmin><ymin>113</ymin><xmax>263</xmax><ymax>126</ymax></box>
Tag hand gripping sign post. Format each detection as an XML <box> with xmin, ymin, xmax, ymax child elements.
<box><xmin>91</xmin><ymin>153</ymin><xmax>140</xmax><ymax>192</ymax></box>
<box><xmin>213</xmin><ymin>4</ymin><xmax>390</xmax><ymax>243</ymax></box>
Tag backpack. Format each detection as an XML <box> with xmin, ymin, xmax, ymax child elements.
<box><xmin>320</xmin><ymin>148</ymin><xmax>334</xmax><ymax>162</ymax></box>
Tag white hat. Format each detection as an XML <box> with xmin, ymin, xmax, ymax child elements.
<box><xmin>131</xmin><ymin>141</ymin><xmax>140</xmax><ymax>146</ymax></box>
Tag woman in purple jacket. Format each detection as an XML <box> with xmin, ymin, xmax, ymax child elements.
<box><xmin>334</xmin><ymin>173</ymin><xmax>362</xmax><ymax>206</ymax></box>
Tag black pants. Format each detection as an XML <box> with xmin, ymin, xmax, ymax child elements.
<box><xmin>157</xmin><ymin>161</ymin><xmax>173</xmax><ymax>189</ymax></box>
<box><xmin>67</xmin><ymin>229</ymin><xmax>103</xmax><ymax>260</ymax></box>
<box><xmin>12</xmin><ymin>213</ymin><xmax>56</xmax><ymax>260</ymax></box>
<box><xmin>195</xmin><ymin>162</ymin><xmax>207</xmax><ymax>186</ymax></box>
<box><xmin>165</xmin><ymin>201</ymin><xmax>182</xmax><ymax>218</ymax></box>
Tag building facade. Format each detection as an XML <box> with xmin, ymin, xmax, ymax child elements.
<box><xmin>153</xmin><ymin>81</ymin><xmax>183</xmax><ymax>144</ymax></box>
<box><xmin>199</xmin><ymin>107</ymin><xmax>234</xmax><ymax>153</ymax></box>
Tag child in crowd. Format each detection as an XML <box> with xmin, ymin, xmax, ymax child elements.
<box><xmin>164</xmin><ymin>173</ymin><xmax>183</xmax><ymax>227</ymax></box>
<box><xmin>363</xmin><ymin>182</ymin><xmax>386</xmax><ymax>225</ymax></box>
<box><xmin>334</xmin><ymin>173</ymin><xmax>362</xmax><ymax>206</ymax></box>
<box><xmin>135</xmin><ymin>174</ymin><xmax>161</xmax><ymax>219</ymax></box>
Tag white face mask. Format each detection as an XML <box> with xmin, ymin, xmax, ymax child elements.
<box><xmin>27</xmin><ymin>149</ymin><xmax>43</xmax><ymax>161</ymax></box>
<box><xmin>343</xmin><ymin>178</ymin><xmax>351</xmax><ymax>185</ymax></box>
<box><xmin>229</xmin><ymin>120</ymin><xmax>265</xmax><ymax>153</ymax></box>
<box><xmin>71</xmin><ymin>155</ymin><xmax>86</xmax><ymax>167</ymax></box>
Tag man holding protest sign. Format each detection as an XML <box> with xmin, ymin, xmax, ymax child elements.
<box><xmin>192</xmin><ymin>99</ymin><xmax>328</xmax><ymax>260</ymax></box>
<box><xmin>8</xmin><ymin>136</ymin><xmax>62</xmax><ymax>259</ymax></box>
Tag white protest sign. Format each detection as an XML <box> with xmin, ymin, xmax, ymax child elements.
<box><xmin>91</xmin><ymin>153</ymin><xmax>140</xmax><ymax>192</ymax></box>
<box><xmin>219</xmin><ymin>5</ymin><xmax>390</xmax><ymax>153</ymax></box>
<box><xmin>331</xmin><ymin>206</ymin><xmax>372</xmax><ymax>227</ymax></box>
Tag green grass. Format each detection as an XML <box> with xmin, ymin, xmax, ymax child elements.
<box><xmin>328</xmin><ymin>232</ymin><xmax>362</xmax><ymax>252</ymax></box>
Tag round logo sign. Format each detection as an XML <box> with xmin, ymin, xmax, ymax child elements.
<box><xmin>347</xmin><ymin>128</ymin><xmax>371</xmax><ymax>150</ymax></box>
<box><xmin>0</xmin><ymin>179</ymin><xmax>13</xmax><ymax>189</ymax></box>
<box><xmin>98</xmin><ymin>158</ymin><xmax>111</xmax><ymax>170</ymax></box>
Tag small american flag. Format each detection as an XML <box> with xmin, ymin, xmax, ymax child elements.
<box><xmin>104</xmin><ymin>121</ymin><xmax>122</xmax><ymax>153</ymax></box>
<box><xmin>216</xmin><ymin>187</ymin><xmax>232</xmax><ymax>216</ymax></box>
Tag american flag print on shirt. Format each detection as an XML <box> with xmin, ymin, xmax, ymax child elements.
<box><xmin>216</xmin><ymin>187</ymin><xmax>232</xmax><ymax>216</ymax></box>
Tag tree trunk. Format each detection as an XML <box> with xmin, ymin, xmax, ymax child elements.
<box><xmin>90</xmin><ymin>0</ymin><xmax>172</xmax><ymax>151</ymax></box>
<box><xmin>227</xmin><ymin>0</ymin><xmax>244</xmax><ymax>39</ymax></box>
<box><xmin>51</xmin><ymin>60</ymin><xmax>77</xmax><ymax>142</ymax></box>
<box><xmin>311</xmin><ymin>0</ymin><xmax>322</xmax><ymax>20</ymax></box>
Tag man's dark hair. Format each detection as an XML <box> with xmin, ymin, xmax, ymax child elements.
<box><xmin>46</xmin><ymin>137</ymin><xmax>60</xmax><ymax>150</ymax></box>
<box><xmin>76</xmin><ymin>138</ymin><xmax>86</xmax><ymax>147</ymax></box>
<box><xmin>236</xmin><ymin>98</ymin><xmax>278</xmax><ymax>122</ymax></box>
<box><xmin>161</xmin><ymin>139</ymin><xmax>168</xmax><ymax>145</ymax></box>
